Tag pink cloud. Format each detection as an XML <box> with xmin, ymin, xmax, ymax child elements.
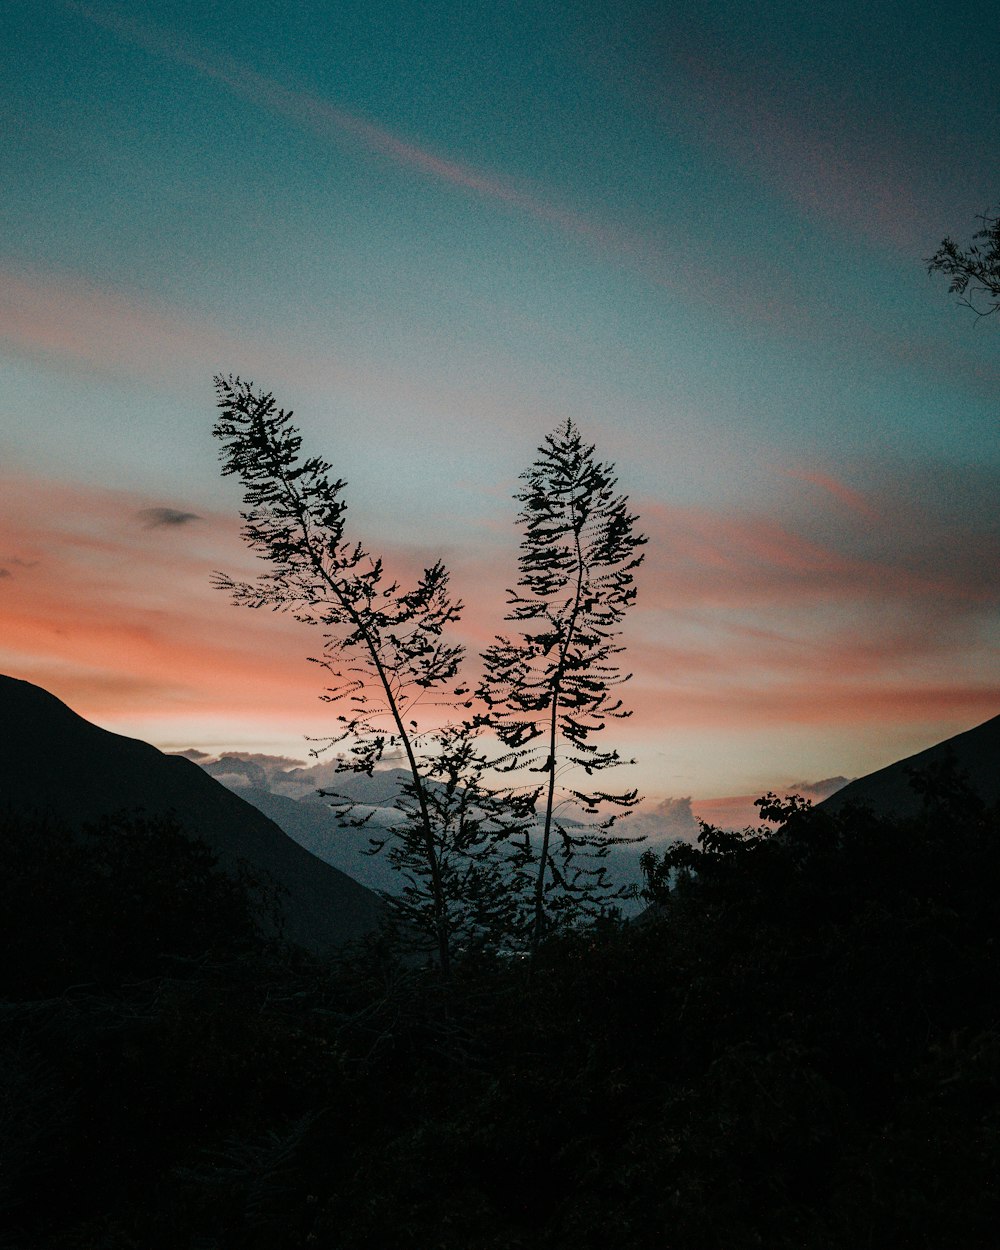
<box><xmin>0</xmin><ymin>265</ymin><xmax>376</xmax><ymax>394</ymax></box>
<box><xmin>0</xmin><ymin>265</ymin><xmax>565</xmax><ymax>435</ymax></box>
<box><xmin>621</xmin><ymin>674</ymin><xmax>999</xmax><ymax>735</ymax></box>
<box><xmin>64</xmin><ymin>1</ymin><xmax>620</xmax><ymax>251</ymax></box>
<box><xmin>56</xmin><ymin>2</ymin><xmax>792</xmax><ymax>329</ymax></box>
<box><xmin>638</xmin><ymin>497</ymin><xmax>993</xmax><ymax>612</ymax></box>
<box><xmin>669</xmin><ymin>53</ymin><xmax>931</xmax><ymax>252</ymax></box>
<box><xmin>615</xmin><ymin>474</ymin><xmax>999</xmax><ymax>744</ymax></box>
<box><xmin>0</xmin><ymin>267</ymin><xmax>237</xmax><ymax>381</ymax></box>
<box><xmin>2</xmin><ymin>467</ymin><xmax>995</xmax><ymax>780</ymax></box>
<box><xmin>781</xmin><ymin>468</ymin><xmax>880</xmax><ymax>523</ymax></box>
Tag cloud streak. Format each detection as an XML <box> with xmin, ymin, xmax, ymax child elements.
<box><xmin>0</xmin><ymin>473</ymin><xmax>319</xmax><ymax>726</ymax></box>
<box><xmin>639</xmin><ymin>493</ymin><xmax>998</xmax><ymax>612</ymax></box>
<box><xmin>661</xmin><ymin>49</ymin><xmax>934</xmax><ymax>252</ymax></box>
<box><xmin>0</xmin><ymin>265</ymin><xmax>250</xmax><ymax>383</ymax></box>
<box><xmin>64</xmin><ymin>1</ymin><xmax>620</xmax><ymax>250</ymax></box>
<box><xmin>39</xmin><ymin>3</ymin><xmax>1000</xmax><ymax>417</ymax></box>
<box><xmin>0</xmin><ymin>265</ymin><xmax>584</xmax><ymax>441</ymax></box>
<box><xmin>137</xmin><ymin>507</ymin><xmax>202</xmax><ymax>529</ymax></box>
<box><xmin>56</xmin><ymin>1</ymin><xmax>822</xmax><ymax>339</ymax></box>
<box><xmin>620</xmin><ymin>461</ymin><xmax>1000</xmax><ymax>750</ymax></box>
<box><xmin>781</xmin><ymin>469</ymin><xmax>880</xmax><ymax>523</ymax></box>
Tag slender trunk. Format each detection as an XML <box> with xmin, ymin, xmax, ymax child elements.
<box><xmin>529</xmin><ymin>694</ymin><xmax>562</xmax><ymax>967</ymax></box>
<box><xmin>359</xmin><ymin>639</ymin><xmax>452</xmax><ymax>981</ymax></box>
<box><xmin>529</xmin><ymin>509</ymin><xmax>586</xmax><ymax>967</ymax></box>
<box><xmin>275</xmin><ymin>458</ymin><xmax>451</xmax><ymax>978</ymax></box>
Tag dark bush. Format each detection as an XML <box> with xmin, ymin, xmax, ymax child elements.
<box><xmin>4</xmin><ymin>767</ymin><xmax>999</xmax><ymax>1247</ymax></box>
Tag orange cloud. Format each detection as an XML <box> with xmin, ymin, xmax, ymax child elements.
<box><xmin>0</xmin><ymin>474</ymin><xmax>314</xmax><ymax>724</ymax></box>
<box><xmin>2</xmin><ymin>467</ymin><xmax>996</xmax><ymax>787</ymax></box>
<box><xmin>0</xmin><ymin>471</ymin><xmax>508</xmax><ymax>751</ymax></box>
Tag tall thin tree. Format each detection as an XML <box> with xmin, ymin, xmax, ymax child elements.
<box><xmin>479</xmin><ymin>420</ymin><xmax>646</xmax><ymax>959</ymax></box>
<box><xmin>212</xmin><ymin>375</ymin><xmax>477</xmax><ymax>975</ymax></box>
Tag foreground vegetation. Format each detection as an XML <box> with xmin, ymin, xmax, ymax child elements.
<box><xmin>2</xmin><ymin>763</ymin><xmax>998</xmax><ymax>1248</ymax></box>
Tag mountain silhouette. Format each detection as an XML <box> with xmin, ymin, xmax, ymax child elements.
<box><xmin>0</xmin><ymin>675</ymin><xmax>384</xmax><ymax>953</ymax></box>
<box><xmin>215</xmin><ymin>781</ymin><xmax>405</xmax><ymax>895</ymax></box>
<box><xmin>819</xmin><ymin>712</ymin><xmax>1000</xmax><ymax>817</ymax></box>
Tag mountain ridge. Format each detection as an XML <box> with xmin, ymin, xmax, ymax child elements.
<box><xmin>818</xmin><ymin>712</ymin><xmax>1000</xmax><ymax>817</ymax></box>
<box><xmin>0</xmin><ymin>674</ymin><xmax>384</xmax><ymax>953</ymax></box>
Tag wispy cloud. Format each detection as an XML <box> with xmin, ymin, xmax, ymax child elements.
<box><xmin>46</xmin><ymin>3</ymin><xmax>1000</xmax><ymax>410</ymax></box>
<box><xmin>0</xmin><ymin>265</ymin><xmax>573</xmax><ymax>437</ymax></box>
<box><xmin>639</xmin><ymin>493</ymin><xmax>997</xmax><ymax>611</ymax></box>
<box><xmin>664</xmin><ymin>52</ymin><xmax>932</xmax><ymax>251</ymax></box>
<box><xmin>63</xmin><ymin>1</ymin><xmax>619</xmax><ymax>249</ymax></box>
<box><xmin>621</xmin><ymin>461</ymin><xmax>1000</xmax><ymax>741</ymax></box>
<box><xmin>0</xmin><ymin>472</ymin><xmax>314</xmax><ymax>722</ymax></box>
<box><xmin>56</xmin><ymin>1</ymin><xmax>810</xmax><ymax>336</ymax></box>
<box><xmin>0</xmin><ymin>265</ymin><xmax>248</xmax><ymax>383</ymax></box>
<box><xmin>137</xmin><ymin>507</ymin><xmax>202</xmax><ymax>529</ymax></box>
<box><xmin>781</xmin><ymin>468</ymin><xmax>880</xmax><ymax>523</ymax></box>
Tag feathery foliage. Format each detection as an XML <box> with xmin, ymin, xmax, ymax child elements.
<box><xmin>927</xmin><ymin>205</ymin><xmax>1000</xmax><ymax>320</ymax></box>
<box><xmin>479</xmin><ymin>419</ymin><xmax>646</xmax><ymax>957</ymax></box>
<box><xmin>212</xmin><ymin>375</ymin><xmax>519</xmax><ymax>974</ymax></box>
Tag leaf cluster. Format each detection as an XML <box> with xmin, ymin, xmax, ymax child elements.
<box><xmin>212</xmin><ymin>386</ymin><xmax>647</xmax><ymax>964</ymax></box>
<box><xmin>213</xmin><ymin>376</ymin><xmax>496</xmax><ymax>970</ymax></box>
<box><xmin>927</xmin><ymin>206</ymin><xmax>1000</xmax><ymax>319</ymax></box>
<box><xmin>477</xmin><ymin>419</ymin><xmax>647</xmax><ymax>945</ymax></box>
<box><xmin>481</xmin><ymin>419</ymin><xmax>645</xmax><ymax>780</ymax></box>
<box><xmin>213</xmin><ymin>376</ymin><xmax>465</xmax><ymax>779</ymax></box>
<box><xmin>336</xmin><ymin>724</ymin><xmax>540</xmax><ymax>954</ymax></box>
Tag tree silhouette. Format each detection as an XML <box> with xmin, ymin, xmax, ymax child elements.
<box><xmin>927</xmin><ymin>205</ymin><xmax>1000</xmax><ymax>320</ymax></box>
<box><xmin>478</xmin><ymin>420</ymin><xmax>646</xmax><ymax>960</ymax></box>
<box><xmin>212</xmin><ymin>376</ymin><xmax>505</xmax><ymax>975</ymax></box>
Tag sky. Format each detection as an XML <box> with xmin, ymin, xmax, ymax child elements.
<box><xmin>2</xmin><ymin>0</ymin><xmax>998</xmax><ymax>805</ymax></box>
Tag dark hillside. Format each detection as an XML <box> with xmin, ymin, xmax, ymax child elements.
<box><xmin>819</xmin><ymin>712</ymin><xmax>1000</xmax><ymax>817</ymax></box>
<box><xmin>0</xmin><ymin>674</ymin><xmax>383</xmax><ymax>952</ymax></box>
<box><xmin>4</xmin><ymin>687</ymin><xmax>999</xmax><ymax>1248</ymax></box>
<box><xmin>216</xmin><ymin>782</ymin><xmax>404</xmax><ymax>895</ymax></box>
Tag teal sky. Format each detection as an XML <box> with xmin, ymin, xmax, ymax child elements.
<box><xmin>2</xmin><ymin>0</ymin><xmax>998</xmax><ymax>801</ymax></box>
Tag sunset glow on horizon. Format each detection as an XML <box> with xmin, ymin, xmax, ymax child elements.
<box><xmin>2</xmin><ymin>0</ymin><xmax>998</xmax><ymax>804</ymax></box>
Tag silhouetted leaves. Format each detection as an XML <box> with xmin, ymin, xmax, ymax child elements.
<box><xmin>4</xmin><ymin>770</ymin><xmax>1000</xmax><ymax>1246</ymax></box>
<box><xmin>213</xmin><ymin>376</ymin><xmax>529</xmax><ymax>974</ymax></box>
<box><xmin>928</xmin><ymin>205</ymin><xmax>1000</xmax><ymax>320</ymax></box>
<box><xmin>479</xmin><ymin>419</ymin><xmax>646</xmax><ymax>956</ymax></box>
